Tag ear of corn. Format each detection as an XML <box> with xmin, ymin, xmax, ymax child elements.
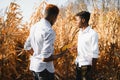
<box><xmin>61</xmin><ymin>44</ymin><xmax>72</xmax><ymax>51</ymax></box>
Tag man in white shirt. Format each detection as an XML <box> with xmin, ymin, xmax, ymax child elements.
<box><xmin>24</xmin><ymin>4</ymin><xmax>67</xmax><ymax>80</ymax></box>
<box><xmin>74</xmin><ymin>11</ymin><xmax>99</xmax><ymax>80</ymax></box>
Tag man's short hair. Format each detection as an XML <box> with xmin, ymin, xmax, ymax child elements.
<box><xmin>75</xmin><ymin>11</ymin><xmax>90</xmax><ymax>23</ymax></box>
<box><xmin>45</xmin><ymin>4</ymin><xmax>59</xmax><ymax>18</ymax></box>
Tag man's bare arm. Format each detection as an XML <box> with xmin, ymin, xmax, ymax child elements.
<box><xmin>42</xmin><ymin>49</ymin><xmax>68</xmax><ymax>62</ymax></box>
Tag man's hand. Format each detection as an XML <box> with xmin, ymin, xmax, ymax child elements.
<box><xmin>28</xmin><ymin>48</ymin><xmax>34</xmax><ymax>55</ymax></box>
<box><xmin>68</xmin><ymin>46</ymin><xmax>77</xmax><ymax>53</ymax></box>
<box><xmin>59</xmin><ymin>49</ymin><xmax>69</xmax><ymax>57</ymax></box>
<box><xmin>91</xmin><ymin>58</ymin><xmax>98</xmax><ymax>79</ymax></box>
<box><xmin>91</xmin><ymin>58</ymin><xmax>98</xmax><ymax>72</ymax></box>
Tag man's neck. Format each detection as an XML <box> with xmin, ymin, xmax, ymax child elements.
<box><xmin>81</xmin><ymin>24</ymin><xmax>89</xmax><ymax>31</ymax></box>
<box><xmin>45</xmin><ymin>17</ymin><xmax>53</xmax><ymax>26</ymax></box>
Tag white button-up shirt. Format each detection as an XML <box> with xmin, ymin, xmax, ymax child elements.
<box><xmin>75</xmin><ymin>26</ymin><xmax>99</xmax><ymax>67</ymax></box>
<box><xmin>24</xmin><ymin>18</ymin><xmax>55</xmax><ymax>73</ymax></box>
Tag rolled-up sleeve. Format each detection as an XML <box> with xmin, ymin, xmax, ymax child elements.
<box><xmin>91</xmin><ymin>33</ymin><xmax>99</xmax><ymax>58</ymax></box>
<box><xmin>41</xmin><ymin>30</ymin><xmax>55</xmax><ymax>58</ymax></box>
<box><xmin>24</xmin><ymin>36</ymin><xmax>32</xmax><ymax>50</ymax></box>
<box><xmin>24</xmin><ymin>26</ymin><xmax>34</xmax><ymax>50</ymax></box>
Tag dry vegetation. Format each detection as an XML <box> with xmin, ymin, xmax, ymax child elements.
<box><xmin>0</xmin><ymin>2</ymin><xmax>120</xmax><ymax>80</ymax></box>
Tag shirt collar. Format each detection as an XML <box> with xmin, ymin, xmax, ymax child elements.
<box><xmin>40</xmin><ymin>18</ymin><xmax>51</xmax><ymax>28</ymax></box>
<box><xmin>80</xmin><ymin>26</ymin><xmax>91</xmax><ymax>33</ymax></box>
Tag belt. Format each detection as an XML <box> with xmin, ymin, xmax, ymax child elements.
<box><xmin>77</xmin><ymin>63</ymin><xmax>91</xmax><ymax>68</ymax></box>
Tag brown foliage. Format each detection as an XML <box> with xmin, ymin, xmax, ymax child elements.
<box><xmin>0</xmin><ymin>2</ymin><xmax>120</xmax><ymax>80</ymax></box>
<box><xmin>0</xmin><ymin>2</ymin><xmax>32</xmax><ymax>80</ymax></box>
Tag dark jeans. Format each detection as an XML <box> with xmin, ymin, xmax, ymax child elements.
<box><xmin>32</xmin><ymin>69</ymin><xmax>54</xmax><ymax>80</ymax></box>
<box><xmin>76</xmin><ymin>64</ymin><xmax>93</xmax><ymax>80</ymax></box>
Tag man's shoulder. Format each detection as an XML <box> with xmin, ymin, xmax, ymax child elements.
<box><xmin>89</xmin><ymin>28</ymin><xmax>98</xmax><ymax>36</ymax></box>
<box><xmin>40</xmin><ymin>25</ymin><xmax>54</xmax><ymax>36</ymax></box>
<box><xmin>30</xmin><ymin>22</ymin><xmax>40</xmax><ymax>29</ymax></box>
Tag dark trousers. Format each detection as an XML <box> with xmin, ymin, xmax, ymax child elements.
<box><xmin>32</xmin><ymin>69</ymin><xmax>54</xmax><ymax>80</ymax></box>
<box><xmin>76</xmin><ymin>64</ymin><xmax>93</xmax><ymax>80</ymax></box>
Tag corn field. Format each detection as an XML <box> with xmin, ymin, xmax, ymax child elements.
<box><xmin>0</xmin><ymin>2</ymin><xmax>120</xmax><ymax>80</ymax></box>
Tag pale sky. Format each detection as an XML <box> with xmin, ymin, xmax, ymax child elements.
<box><xmin>0</xmin><ymin>0</ymin><xmax>75</xmax><ymax>21</ymax></box>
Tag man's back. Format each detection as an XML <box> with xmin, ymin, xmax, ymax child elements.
<box><xmin>24</xmin><ymin>18</ymin><xmax>55</xmax><ymax>73</ymax></box>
